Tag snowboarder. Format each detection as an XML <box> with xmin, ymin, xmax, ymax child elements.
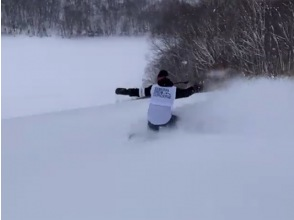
<box><xmin>115</xmin><ymin>70</ymin><xmax>203</xmax><ymax>131</ymax></box>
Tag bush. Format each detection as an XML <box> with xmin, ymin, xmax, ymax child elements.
<box><xmin>145</xmin><ymin>0</ymin><xmax>294</xmax><ymax>85</ymax></box>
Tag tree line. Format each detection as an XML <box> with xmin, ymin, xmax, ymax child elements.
<box><xmin>1</xmin><ymin>0</ymin><xmax>163</xmax><ymax>37</ymax></box>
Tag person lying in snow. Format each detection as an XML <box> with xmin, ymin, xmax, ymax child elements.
<box><xmin>115</xmin><ymin>70</ymin><xmax>203</xmax><ymax>131</ymax></box>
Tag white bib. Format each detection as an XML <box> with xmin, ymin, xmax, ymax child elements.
<box><xmin>147</xmin><ymin>85</ymin><xmax>177</xmax><ymax>125</ymax></box>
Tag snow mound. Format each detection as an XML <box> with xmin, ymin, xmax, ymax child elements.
<box><xmin>2</xmin><ymin>78</ymin><xmax>294</xmax><ymax>220</ymax></box>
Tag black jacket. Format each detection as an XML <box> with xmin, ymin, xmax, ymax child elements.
<box><xmin>127</xmin><ymin>78</ymin><xmax>202</xmax><ymax>99</ymax></box>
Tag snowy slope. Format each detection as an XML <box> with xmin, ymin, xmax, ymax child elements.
<box><xmin>3</xmin><ymin>79</ymin><xmax>294</xmax><ymax>220</ymax></box>
<box><xmin>2</xmin><ymin>37</ymin><xmax>294</xmax><ymax>220</ymax></box>
<box><xmin>2</xmin><ymin>36</ymin><xmax>150</xmax><ymax>119</ymax></box>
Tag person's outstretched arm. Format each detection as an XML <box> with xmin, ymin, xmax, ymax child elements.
<box><xmin>115</xmin><ymin>85</ymin><xmax>152</xmax><ymax>98</ymax></box>
<box><xmin>176</xmin><ymin>84</ymin><xmax>204</xmax><ymax>99</ymax></box>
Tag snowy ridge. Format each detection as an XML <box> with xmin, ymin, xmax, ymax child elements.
<box><xmin>3</xmin><ymin>78</ymin><xmax>294</xmax><ymax>220</ymax></box>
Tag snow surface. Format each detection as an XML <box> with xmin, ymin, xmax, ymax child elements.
<box><xmin>2</xmin><ymin>36</ymin><xmax>150</xmax><ymax>119</ymax></box>
<box><xmin>2</xmin><ymin>37</ymin><xmax>294</xmax><ymax>220</ymax></box>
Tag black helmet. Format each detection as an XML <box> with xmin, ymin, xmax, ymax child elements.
<box><xmin>157</xmin><ymin>70</ymin><xmax>169</xmax><ymax>79</ymax></box>
<box><xmin>157</xmin><ymin>70</ymin><xmax>173</xmax><ymax>87</ymax></box>
<box><xmin>157</xmin><ymin>70</ymin><xmax>168</xmax><ymax>81</ymax></box>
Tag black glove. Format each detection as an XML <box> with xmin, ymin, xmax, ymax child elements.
<box><xmin>193</xmin><ymin>83</ymin><xmax>204</xmax><ymax>93</ymax></box>
<box><xmin>115</xmin><ymin>88</ymin><xmax>130</xmax><ymax>95</ymax></box>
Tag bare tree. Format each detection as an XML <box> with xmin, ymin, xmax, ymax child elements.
<box><xmin>146</xmin><ymin>0</ymin><xmax>294</xmax><ymax>85</ymax></box>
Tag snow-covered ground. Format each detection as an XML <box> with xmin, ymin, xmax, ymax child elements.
<box><xmin>2</xmin><ymin>36</ymin><xmax>150</xmax><ymax>119</ymax></box>
<box><xmin>2</xmin><ymin>37</ymin><xmax>294</xmax><ymax>220</ymax></box>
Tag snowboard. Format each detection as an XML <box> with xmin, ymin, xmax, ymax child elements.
<box><xmin>127</xmin><ymin>121</ymin><xmax>178</xmax><ymax>143</ymax></box>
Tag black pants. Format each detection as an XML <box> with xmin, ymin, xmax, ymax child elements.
<box><xmin>148</xmin><ymin>115</ymin><xmax>178</xmax><ymax>131</ymax></box>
